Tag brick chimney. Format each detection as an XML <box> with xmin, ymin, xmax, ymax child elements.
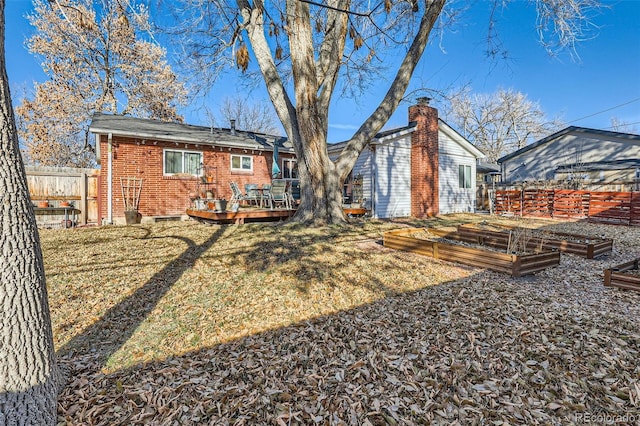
<box><xmin>409</xmin><ymin>97</ymin><xmax>439</xmax><ymax>217</ymax></box>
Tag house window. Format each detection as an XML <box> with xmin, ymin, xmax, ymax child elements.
<box><xmin>282</xmin><ymin>158</ymin><xmax>298</xmax><ymax>179</ymax></box>
<box><xmin>459</xmin><ymin>165</ymin><xmax>472</xmax><ymax>189</ymax></box>
<box><xmin>164</xmin><ymin>149</ymin><xmax>202</xmax><ymax>175</ymax></box>
<box><xmin>231</xmin><ymin>154</ymin><xmax>253</xmax><ymax>172</ymax></box>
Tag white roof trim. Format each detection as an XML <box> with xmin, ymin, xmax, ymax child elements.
<box><xmin>438</xmin><ymin>120</ymin><xmax>484</xmax><ymax>158</ymax></box>
<box><xmin>373</xmin><ymin>127</ymin><xmax>417</xmax><ymax>144</ymax></box>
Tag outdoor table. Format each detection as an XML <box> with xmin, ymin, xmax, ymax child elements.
<box><xmin>33</xmin><ymin>206</ymin><xmax>81</xmax><ymax>228</ymax></box>
<box><xmin>254</xmin><ymin>187</ymin><xmax>271</xmax><ymax>208</ymax></box>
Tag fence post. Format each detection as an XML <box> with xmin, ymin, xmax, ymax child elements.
<box><xmin>80</xmin><ymin>172</ymin><xmax>87</xmax><ymax>225</ymax></box>
<box><xmin>520</xmin><ymin>189</ymin><xmax>523</xmax><ymax>217</ymax></box>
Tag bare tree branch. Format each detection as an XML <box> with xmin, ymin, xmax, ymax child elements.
<box><xmin>441</xmin><ymin>87</ymin><xmax>565</xmax><ymax>162</ymax></box>
<box><xmin>167</xmin><ymin>0</ymin><xmax>603</xmax><ymax>223</ymax></box>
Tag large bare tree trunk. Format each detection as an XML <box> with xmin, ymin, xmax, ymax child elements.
<box><xmin>239</xmin><ymin>0</ymin><xmax>444</xmax><ymax>225</ymax></box>
<box><xmin>194</xmin><ymin>0</ymin><xmax>597</xmax><ymax>225</ymax></box>
<box><xmin>288</xmin><ymin>0</ymin><xmax>445</xmax><ymax>225</ymax></box>
<box><xmin>286</xmin><ymin>0</ymin><xmax>346</xmax><ymax>224</ymax></box>
<box><xmin>0</xmin><ymin>1</ymin><xmax>61</xmax><ymax>423</ymax></box>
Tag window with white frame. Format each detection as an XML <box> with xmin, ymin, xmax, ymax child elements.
<box><xmin>164</xmin><ymin>149</ymin><xmax>202</xmax><ymax>176</ymax></box>
<box><xmin>231</xmin><ymin>154</ymin><xmax>253</xmax><ymax>172</ymax></box>
<box><xmin>459</xmin><ymin>165</ymin><xmax>472</xmax><ymax>189</ymax></box>
<box><xmin>282</xmin><ymin>158</ymin><xmax>298</xmax><ymax>179</ymax></box>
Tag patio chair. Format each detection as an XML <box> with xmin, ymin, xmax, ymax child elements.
<box><xmin>245</xmin><ymin>183</ymin><xmax>262</xmax><ymax>207</ymax></box>
<box><xmin>229</xmin><ymin>182</ymin><xmax>248</xmax><ymax>206</ymax></box>
<box><xmin>261</xmin><ymin>184</ymin><xmax>272</xmax><ymax>209</ymax></box>
<box><xmin>270</xmin><ymin>179</ymin><xmax>290</xmax><ymax>209</ymax></box>
<box><xmin>288</xmin><ymin>180</ymin><xmax>300</xmax><ymax>207</ymax></box>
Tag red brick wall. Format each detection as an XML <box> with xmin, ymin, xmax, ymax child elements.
<box><xmin>98</xmin><ymin>135</ymin><xmax>284</xmax><ymax>222</ymax></box>
<box><xmin>409</xmin><ymin>102</ymin><xmax>439</xmax><ymax>217</ymax></box>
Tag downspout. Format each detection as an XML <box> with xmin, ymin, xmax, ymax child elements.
<box><xmin>107</xmin><ymin>132</ymin><xmax>113</xmax><ymax>224</ymax></box>
<box><xmin>370</xmin><ymin>145</ymin><xmax>376</xmax><ymax>218</ymax></box>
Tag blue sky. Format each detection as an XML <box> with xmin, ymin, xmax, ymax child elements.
<box><xmin>6</xmin><ymin>0</ymin><xmax>640</xmax><ymax>143</ymax></box>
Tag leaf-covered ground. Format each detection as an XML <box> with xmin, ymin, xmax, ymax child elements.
<box><xmin>42</xmin><ymin>214</ymin><xmax>640</xmax><ymax>425</ymax></box>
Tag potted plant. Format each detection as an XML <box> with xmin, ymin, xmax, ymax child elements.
<box><xmin>207</xmin><ymin>199</ymin><xmax>227</xmax><ymax>211</ymax></box>
<box><xmin>120</xmin><ymin>177</ymin><xmax>143</xmax><ymax>225</ymax></box>
<box><xmin>214</xmin><ymin>198</ymin><xmax>227</xmax><ymax>212</ymax></box>
<box><xmin>124</xmin><ymin>209</ymin><xmax>142</xmax><ymax>224</ymax></box>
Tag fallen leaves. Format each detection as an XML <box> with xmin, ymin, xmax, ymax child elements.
<box><xmin>43</xmin><ymin>215</ymin><xmax>640</xmax><ymax>424</ymax></box>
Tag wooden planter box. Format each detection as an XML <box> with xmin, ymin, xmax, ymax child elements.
<box><xmin>604</xmin><ymin>259</ymin><xmax>640</xmax><ymax>292</ymax></box>
<box><xmin>383</xmin><ymin>228</ymin><xmax>560</xmax><ymax>278</ymax></box>
<box><xmin>457</xmin><ymin>224</ymin><xmax>612</xmax><ymax>259</ymax></box>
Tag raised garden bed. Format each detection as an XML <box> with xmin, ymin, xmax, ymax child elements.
<box><xmin>456</xmin><ymin>223</ymin><xmax>613</xmax><ymax>259</ymax></box>
<box><xmin>604</xmin><ymin>258</ymin><xmax>640</xmax><ymax>292</ymax></box>
<box><xmin>383</xmin><ymin>228</ymin><xmax>560</xmax><ymax>277</ymax></box>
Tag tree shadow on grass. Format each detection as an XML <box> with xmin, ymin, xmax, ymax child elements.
<box><xmin>53</xmin><ymin>219</ymin><xmax>470</xmax><ymax>376</ymax></box>
<box><xmin>52</xmin><ymin>217</ymin><xmax>640</xmax><ymax>423</ymax></box>
<box><xmin>55</xmin><ymin>258</ymin><xmax>640</xmax><ymax>424</ymax></box>
<box><xmin>54</xmin><ymin>275</ymin><xmax>470</xmax><ymax>423</ymax></box>
<box><xmin>221</xmin><ymin>222</ymin><xmax>426</xmax><ymax>297</ymax></box>
<box><xmin>56</xmin><ymin>226</ymin><xmax>227</xmax><ymax>368</ymax></box>
<box><xmin>175</xmin><ymin>220</ymin><xmax>456</xmax><ymax>299</ymax></box>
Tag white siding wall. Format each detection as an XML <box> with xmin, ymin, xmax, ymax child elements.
<box><xmin>351</xmin><ymin>148</ymin><xmax>373</xmax><ymax>209</ymax></box>
<box><xmin>329</xmin><ymin>147</ymin><xmax>373</xmax><ymax>209</ymax></box>
<box><xmin>438</xmin><ymin>130</ymin><xmax>477</xmax><ymax>214</ymax></box>
<box><xmin>502</xmin><ymin>133</ymin><xmax>640</xmax><ymax>182</ymax></box>
<box><xmin>373</xmin><ymin>136</ymin><xmax>412</xmax><ymax>218</ymax></box>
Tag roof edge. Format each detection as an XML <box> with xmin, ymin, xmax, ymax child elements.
<box><xmin>498</xmin><ymin>126</ymin><xmax>640</xmax><ymax>163</ymax></box>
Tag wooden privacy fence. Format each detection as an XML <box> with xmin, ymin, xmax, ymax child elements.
<box><xmin>26</xmin><ymin>166</ymin><xmax>100</xmax><ymax>225</ymax></box>
<box><xmin>495</xmin><ymin>189</ymin><xmax>640</xmax><ymax>226</ymax></box>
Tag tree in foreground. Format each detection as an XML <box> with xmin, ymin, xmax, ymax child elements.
<box><xmin>0</xmin><ymin>0</ymin><xmax>61</xmax><ymax>423</ymax></box>
<box><xmin>16</xmin><ymin>0</ymin><xmax>187</xmax><ymax>167</ymax></box>
<box><xmin>442</xmin><ymin>88</ymin><xmax>564</xmax><ymax>163</ymax></box>
<box><xmin>176</xmin><ymin>0</ymin><xmax>600</xmax><ymax>224</ymax></box>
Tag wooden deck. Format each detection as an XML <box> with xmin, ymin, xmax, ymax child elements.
<box><xmin>187</xmin><ymin>206</ymin><xmax>369</xmax><ymax>224</ymax></box>
<box><xmin>187</xmin><ymin>208</ymin><xmax>296</xmax><ymax>224</ymax></box>
<box><xmin>343</xmin><ymin>208</ymin><xmax>367</xmax><ymax>217</ymax></box>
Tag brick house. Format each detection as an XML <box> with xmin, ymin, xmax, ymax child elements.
<box><xmin>89</xmin><ymin>113</ymin><xmax>295</xmax><ymax>224</ymax></box>
<box><xmin>329</xmin><ymin>98</ymin><xmax>484</xmax><ymax>218</ymax></box>
<box><xmin>90</xmin><ymin>99</ymin><xmax>481</xmax><ymax>224</ymax></box>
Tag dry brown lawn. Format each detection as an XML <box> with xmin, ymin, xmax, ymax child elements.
<box><xmin>44</xmin><ymin>214</ymin><xmax>640</xmax><ymax>425</ymax></box>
